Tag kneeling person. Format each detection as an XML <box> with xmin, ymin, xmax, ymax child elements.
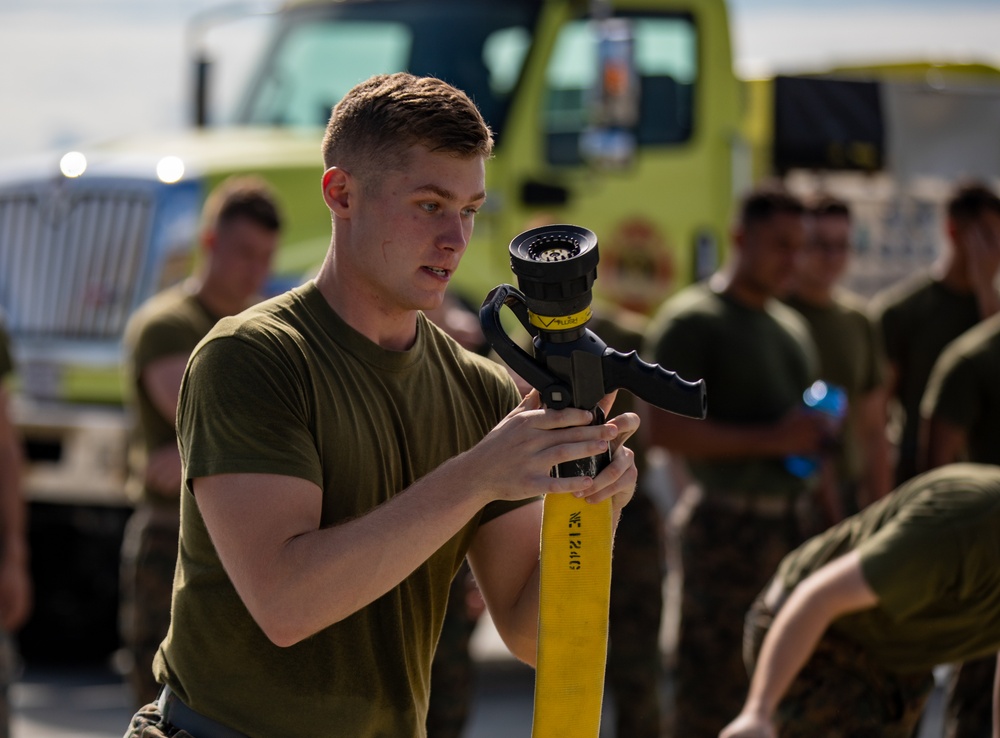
<box><xmin>722</xmin><ymin>463</ymin><xmax>1000</xmax><ymax>738</ymax></box>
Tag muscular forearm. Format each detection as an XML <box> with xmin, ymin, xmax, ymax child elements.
<box><xmin>647</xmin><ymin>412</ymin><xmax>820</xmax><ymax>461</ymax></box>
<box><xmin>0</xmin><ymin>442</ymin><xmax>26</xmax><ymax>564</ymax></box>
<box><xmin>200</xmin><ymin>398</ymin><xmax>627</xmax><ymax>648</ymax></box>
<box><xmin>741</xmin><ymin>583</ymin><xmax>838</xmax><ymax>720</ymax></box>
<box><xmin>204</xmin><ymin>460</ymin><xmax>496</xmax><ymax>647</ymax></box>
<box><xmin>647</xmin><ymin>415</ymin><xmax>768</xmax><ymax>459</ymax></box>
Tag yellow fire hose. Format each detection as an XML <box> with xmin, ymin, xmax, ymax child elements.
<box><xmin>532</xmin><ymin>490</ymin><xmax>613</xmax><ymax>737</ymax></box>
<box><xmin>476</xmin><ymin>230</ymin><xmax>706</xmax><ymax>737</ymax></box>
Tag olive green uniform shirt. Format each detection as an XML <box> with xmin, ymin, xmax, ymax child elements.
<box><xmin>155</xmin><ymin>283</ymin><xmax>525</xmax><ymax>738</ymax></box>
<box><xmin>921</xmin><ymin>312</ymin><xmax>1000</xmax><ymax>465</ymax></box>
<box><xmin>872</xmin><ymin>273</ymin><xmax>983</xmax><ymax>483</ymax></box>
<box><xmin>643</xmin><ymin>282</ymin><xmax>817</xmax><ymax>497</ymax></box>
<box><xmin>784</xmin><ymin>289</ymin><xmax>886</xmax><ymax>487</ymax></box>
<box><xmin>776</xmin><ymin>463</ymin><xmax>1000</xmax><ymax>673</ymax></box>
<box><xmin>122</xmin><ymin>283</ymin><xmax>220</xmax><ymax>506</ymax></box>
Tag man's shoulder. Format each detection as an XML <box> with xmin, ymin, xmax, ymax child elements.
<box><xmin>650</xmin><ymin>282</ymin><xmax>720</xmax><ymax>326</ymax></box>
<box><xmin>195</xmin><ymin>288</ymin><xmax>306</xmax><ymax>356</ymax></box>
<box><xmin>870</xmin><ymin>272</ymin><xmax>935</xmax><ymax>319</ymax></box>
<box><xmin>831</xmin><ymin>287</ymin><xmax>873</xmax><ymax>318</ymax></box>
<box><xmin>127</xmin><ymin>283</ymin><xmax>203</xmax><ymax>336</ymax></box>
<box><xmin>644</xmin><ymin>282</ymin><xmax>720</xmax><ymax>351</ymax></box>
<box><xmin>421</xmin><ymin>316</ymin><xmax>518</xmax><ymax>393</ymax></box>
<box><xmin>767</xmin><ymin>298</ymin><xmax>817</xmax><ymax>350</ymax></box>
<box><xmin>938</xmin><ymin>311</ymin><xmax>1000</xmax><ymax>368</ymax></box>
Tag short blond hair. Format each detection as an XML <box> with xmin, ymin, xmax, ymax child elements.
<box><xmin>321</xmin><ymin>73</ymin><xmax>493</xmax><ymax>191</ymax></box>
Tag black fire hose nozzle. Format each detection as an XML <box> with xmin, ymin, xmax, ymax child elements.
<box><xmin>480</xmin><ymin>284</ymin><xmax>707</xmax><ymax>420</ymax></box>
<box><xmin>601</xmin><ymin>348</ymin><xmax>706</xmax><ymax>420</ymax></box>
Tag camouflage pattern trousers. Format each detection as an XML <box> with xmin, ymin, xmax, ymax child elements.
<box><xmin>426</xmin><ymin>561</ymin><xmax>480</xmax><ymax>738</ymax></box>
<box><xmin>945</xmin><ymin>654</ymin><xmax>996</xmax><ymax>738</ymax></box>
<box><xmin>669</xmin><ymin>490</ymin><xmax>804</xmax><ymax>738</ymax></box>
<box><xmin>745</xmin><ymin>583</ymin><xmax>934</xmax><ymax>737</ymax></box>
<box><xmin>607</xmin><ymin>490</ymin><xmax>666</xmax><ymax>738</ymax></box>
<box><xmin>0</xmin><ymin>630</ymin><xmax>20</xmax><ymax>738</ymax></box>
<box><xmin>119</xmin><ymin>506</ymin><xmax>180</xmax><ymax>710</ymax></box>
<box><xmin>122</xmin><ymin>702</ymin><xmax>194</xmax><ymax>738</ymax></box>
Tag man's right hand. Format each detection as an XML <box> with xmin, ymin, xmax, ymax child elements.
<box><xmin>769</xmin><ymin>406</ymin><xmax>839</xmax><ymax>457</ymax></box>
<box><xmin>463</xmin><ymin>389</ymin><xmax>624</xmax><ymax>505</ymax></box>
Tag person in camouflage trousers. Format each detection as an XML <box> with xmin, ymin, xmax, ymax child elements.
<box><xmin>643</xmin><ymin>186</ymin><xmax>827</xmax><ymax>737</ymax></box>
<box><xmin>593</xmin><ymin>307</ymin><xmax>668</xmax><ymax>738</ymax></box>
<box><xmin>607</xmin><ymin>488</ymin><xmax>665</xmax><ymax>737</ymax></box>
<box><xmin>425</xmin><ymin>561</ymin><xmax>481</xmax><ymax>738</ymax></box>
<box><xmin>921</xmin><ymin>310</ymin><xmax>1000</xmax><ymax>738</ymax></box>
<box><xmin>742</xmin><ymin>584</ymin><xmax>932</xmax><ymax>737</ymax></box>
<box><xmin>722</xmin><ymin>464</ymin><xmax>1000</xmax><ymax>738</ymax></box>
<box><xmin>119</xmin><ymin>177</ymin><xmax>280</xmax><ymax>708</ymax></box>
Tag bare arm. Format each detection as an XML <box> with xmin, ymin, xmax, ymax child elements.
<box><xmin>720</xmin><ymin>551</ymin><xmax>879</xmax><ymax>738</ymax></box>
<box><xmin>467</xmin><ymin>501</ymin><xmax>542</xmax><ymax>664</ymax></box>
<box><xmin>468</xmin><ymin>403</ymin><xmax>639</xmax><ymax>665</ymax></box>
<box><xmin>645</xmin><ymin>405</ymin><xmax>830</xmax><ymax>460</ymax></box>
<box><xmin>856</xmin><ymin>386</ymin><xmax>893</xmax><ymax>507</ymax></box>
<box><xmin>0</xmin><ymin>387</ymin><xmax>31</xmax><ymax>631</ymax></box>
<box><xmin>195</xmin><ymin>392</ymin><xmax>636</xmax><ymax>648</ymax></box>
<box><xmin>139</xmin><ymin>354</ymin><xmax>189</xmax><ymax>494</ymax></box>
<box><xmin>142</xmin><ymin>354</ymin><xmax>189</xmax><ymax>424</ymax></box>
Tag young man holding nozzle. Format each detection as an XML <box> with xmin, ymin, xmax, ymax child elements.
<box><xmin>123</xmin><ymin>72</ymin><xmax>639</xmax><ymax>738</ymax></box>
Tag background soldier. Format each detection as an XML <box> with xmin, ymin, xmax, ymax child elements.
<box><xmin>118</xmin><ymin>176</ymin><xmax>281</xmax><ymax>707</ymax></box>
<box><xmin>722</xmin><ymin>463</ymin><xmax>1000</xmax><ymax>738</ymax></box>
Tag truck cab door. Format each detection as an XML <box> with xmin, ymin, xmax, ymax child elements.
<box><xmin>487</xmin><ymin>3</ymin><xmax>739</xmax><ymax>315</ymax></box>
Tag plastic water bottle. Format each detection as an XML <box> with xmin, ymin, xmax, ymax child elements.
<box><xmin>785</xmin><ymin>380</ymin><xmax>847</xmax><ymax>478</ymax></box>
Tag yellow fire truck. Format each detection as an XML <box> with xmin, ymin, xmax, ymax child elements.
<box><xmin>1</xmin><ymin>0</ymin><xmax>997</xmax><ymax>659</ymax></box>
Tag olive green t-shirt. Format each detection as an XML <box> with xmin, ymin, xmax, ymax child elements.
<box><xmin>775</xmin><ymin>463</ymin><xmax>1000</xmax><ymax>673</ymax></box>
<box><xmin>155</xmin><ymin>282</ymin><xmax>524</xmax><ymax>738</ymax></box>
<box><xmin>872</xmin><ymin>273</ymin><xmax>983</xmax><ymax>482</ymax></box>
<box><xmin>921</xmin><ymin>312</ymin><xmax>1000</xmax><ymax>465</ymax></box>
<box><xmin>643</xmin><ymin>283</ymin><xmax>817</xmax><ymax>496</ymax></box>
<box><xmin>122</xmin><ymin>283</ymin><xmax>221</xmax><ymax>505</ymax></box>
<box><xmin>590</xmin><ymin>308</ymin><xmax>649</xmax><ymax>476</ymax></box>
<box><xmin>784</xmin><ymin>289</ymin><xmax>886</xmax><ymax>485</ymax></box>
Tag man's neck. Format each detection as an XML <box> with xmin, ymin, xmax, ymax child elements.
<box><xmin>711</xmin><ymin>271</ymin><xmax>770</xmax><ymax>310</ymax></box>
<box><xmin>314</xmin><ymin>263</ymin><xmax>419</xmax><ymax>352</ymax></box>
<box><xmin>935</xmin><ymin>254</ymin><xmax>972</xmax><ymax>294</ymax></box>
<box><xmin>194</xmin><ymin>281</ymin><xmax>248</xmax><ymax>320</ymax></box>
<box><xmin>789</xmin><ymin>282</ymin><xmax>834</xmax><ymax>308</ymax></box>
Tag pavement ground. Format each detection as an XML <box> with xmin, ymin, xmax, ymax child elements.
<box><xmin>10</xmin><ymin>607</ymin><xmax>948</xmax><ymax>738</ymax></box>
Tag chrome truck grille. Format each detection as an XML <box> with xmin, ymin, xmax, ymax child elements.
<box><xmin>0</xmin><ymin>184</ymin><xmax>154</xmax><ymax>340</ymax></box>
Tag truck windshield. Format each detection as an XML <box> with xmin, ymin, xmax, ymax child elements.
<box><xmin>236</xmin><ymin>0</ymin><xmax>541</xmax><ymax>141</ymax></box>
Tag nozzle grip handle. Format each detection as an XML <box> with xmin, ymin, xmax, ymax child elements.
<box><xmin>480</xmin><ymin>285</ymin><xmax>571</xmax><ymax>405</ymax></box>
<box><xmin>602</xmin><ymin>349</ymin><xmax>706</xmax><ymax>419</ymax></box>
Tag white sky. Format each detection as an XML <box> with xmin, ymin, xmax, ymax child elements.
<box><xmin>1</xmin><ymin>0</ymin><xmax>999</xmax><ymax>161</ymax></box>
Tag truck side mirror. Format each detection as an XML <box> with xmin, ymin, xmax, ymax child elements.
<box><xmin>581</xmin><ymin>16</ymin><xmax>639</xmax><ymax>169</ymax></box>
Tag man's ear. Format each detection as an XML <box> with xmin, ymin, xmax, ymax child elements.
<box><xmin>200</xmin><ymin>228</ymin><xmax>217</xmax><ymax>256</ymax></box>
<box><xmin>946</xmin><ymin>218</ymin><xmax>961</xmax><ymax>249</ymax></box>
<box><xmin>730</xmin><ymin>224</ymin><xmax>745</xmax><ymax>252</ymax></box>
<box><xmin>322</xmin><ymin>167</ymin><xmax>351</xmax><ymax>216</ymax></box>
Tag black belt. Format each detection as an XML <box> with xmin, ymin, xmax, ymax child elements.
<box><xmin>157</xmin><ymin>685</ymin><xmax>250</xmax><ymax>738</ymax></box>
